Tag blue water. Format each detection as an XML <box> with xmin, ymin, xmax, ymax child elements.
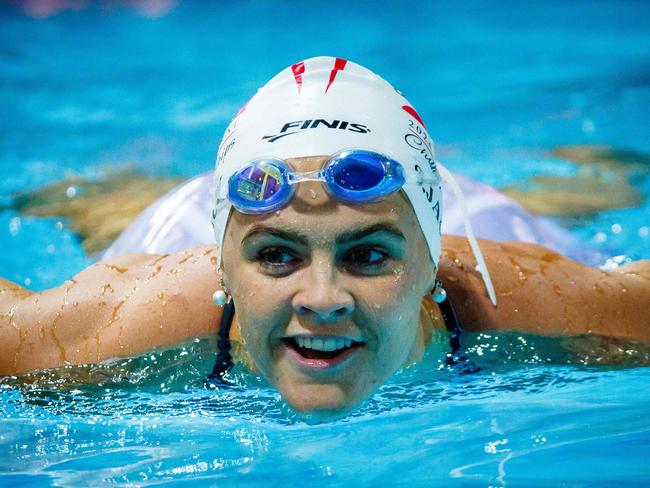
<box><xmin>1</xmin><ymin>1</ymin><xmax>649</xmax><ymax>485</ymax></box>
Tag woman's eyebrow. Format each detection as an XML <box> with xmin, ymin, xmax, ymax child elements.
<box><xmin>242</xmin><ymin>227</ymin><xmax>310</xmax><ymax>246</ymax></box>
<box><xmin>336</xmin><ymin>223</ymin><xmax>405</xmax><ymax>244</ymax></box>
<box><xmin>242</xmin><ymin>223</ymin><xmax>405</xmax><ymax>246</ymax></box>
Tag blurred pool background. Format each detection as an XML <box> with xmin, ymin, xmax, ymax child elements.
<box><xmin>1</xmin><ymin>1</ymin><xmax>649</xmax><ymax>486</ymax></box>
<box><xmin>1</xmin><ymin>0</ymin><xmax>649</xmax><ymax>289</ymax></box>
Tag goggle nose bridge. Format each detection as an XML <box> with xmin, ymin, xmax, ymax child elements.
<box><xmin>287</xmin><ymin>169</ymin><xmax>326</xmax><ymax>184</ymax></box>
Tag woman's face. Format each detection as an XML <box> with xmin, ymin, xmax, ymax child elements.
<box><xmin>221</xmin><ymin>156</ymin><xmax>435</xmax><ymax>420</ymax></box>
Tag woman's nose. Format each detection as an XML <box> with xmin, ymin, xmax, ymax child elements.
<box><xmin>292</xmin><ymin>266</ymin><xmax>354</xmax><ymax>322</ymax></box>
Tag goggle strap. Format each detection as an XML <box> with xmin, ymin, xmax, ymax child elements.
<box><xmin>438</xmin><ymin>163</ymin><xmax>497</xmax><ymax>307</ymax></box>
<box><xmin>402</xmin><ymin>171</ymin><xmax>439</xmax><ymax>186</ymax></box>
<box><xmin>394</xmin><ymin>166</ymin><xmax>438</xmax><ymax>185</ymax></box>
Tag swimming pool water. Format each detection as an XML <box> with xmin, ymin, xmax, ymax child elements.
<box><xmin>2</xmin><ymin>336</ymin><xmax>650</xmax><ymax>486</ymax></box>
<box><xmin>1</xmin><ymin>1</ymin><xmax>649</xmax><ymax>485</ymax></box>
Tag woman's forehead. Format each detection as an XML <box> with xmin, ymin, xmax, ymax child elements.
<box><xmin>285</xmin><ymin>155</ymin><xmax>329</xmax><ymax>170</ymax></box>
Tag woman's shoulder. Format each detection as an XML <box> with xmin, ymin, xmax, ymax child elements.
<box><xmin>440</xmin><ymin>236</ymin><xmax>650</xmax><ymax>343</ymax></box>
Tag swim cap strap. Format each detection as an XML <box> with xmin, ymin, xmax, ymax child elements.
<box><xmin>438</xmin><ymin>163</ymin><xmax>497</xmax><ymax>306</ymax></box>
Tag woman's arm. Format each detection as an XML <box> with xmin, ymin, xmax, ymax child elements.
<box><xmin>0</xmin><ymin>246</ymin><xmax>222</xmax><ymax>375</ymax></box>
<box><xmin>440</xmin><ymin>235</ymin><xmax>650</xmax><ymax>343</ymax></box>
<box><xmin>4</xmin><ymin>236</ymin><xmax>647</xmax><ymax>376</ymax></box>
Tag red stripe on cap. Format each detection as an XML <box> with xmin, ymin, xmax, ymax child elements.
<box><xmin>402</xmin><ymin>105</ymin><xmax>426</xmax><ymax>128</ymax></box>
<box><xmin>291</xmin><ymin>62</ymin><xmax>305</xmax><ymax>93</ymax></box>
<box><xmin>235</xmin><ymin>99</ymin><xmax>250</xmax><ymax>118</ymax></box>
<box><xmin>325</xmin><ymin>58</ymin><xmax>347</xmax><ymax>94</ymax></box>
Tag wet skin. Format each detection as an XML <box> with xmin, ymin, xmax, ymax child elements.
<box><xmin>220</xmin><ymin>156</ymin><xmax>436</xmax><ymax>416</ymax></box>
<box><xmin>0</xmin><ymin>157</ymin><xmax>649</xmax><ymax>418</ymax></box>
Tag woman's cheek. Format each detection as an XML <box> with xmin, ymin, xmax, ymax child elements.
<box><xmin>236</xmin><ymin>312</ymin><xmax>273</xmax><ymax>376</ymax></box>
<box><xmin>370</xmin><ymin>270</ymin><xmax>424</xmax><ymax>345</ymax></box>
<box><xmin>237</xmin><ymin>293</ymin><xmax>291</xmax><ymax>374</ymax></box>
<box><xmin>365</xmin><ymin>267</ymin><xmax>416</xmax><ymax>309</ymax></box>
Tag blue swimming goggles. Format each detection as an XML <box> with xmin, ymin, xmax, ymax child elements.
<box><xmin>227</xmin><ymin>149</ymin><xmax>435</xmax><ymax>214</ymax></box>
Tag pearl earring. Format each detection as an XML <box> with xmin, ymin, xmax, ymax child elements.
<box><xmin>212</xmin><ymin>278</ymin><xmax>231</xmax><ymax>307</ymax></box>
<box><xmin>432</xmin><ymin>278</ymin><xmax>447</xmax><ymax>303</ymax></box>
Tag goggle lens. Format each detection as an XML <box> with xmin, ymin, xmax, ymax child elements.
<box><xmin>232</xmin><ymin>163</ymin><xmax>285</xmax><ymax>202</ymax></box>
<box><xmin>329</xmin><ymin>153</ymin><xmax>385</xmax><ymax>191</ymax></box>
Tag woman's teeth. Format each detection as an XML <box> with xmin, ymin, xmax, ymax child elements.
<box><xmin>294</xmin><ymin>336</ymin><xmax>353</xmax><ymax>351</ymax></box>
<box><xmin>285</xmin><ymin>335</ymin><xmax>362</xmax><ymax>365</ymax></box>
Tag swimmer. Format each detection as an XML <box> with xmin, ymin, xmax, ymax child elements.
<box><xmin>1</xmin><ymin>57</ymin><xmax>648</xmax><ymax>420</ymax></box>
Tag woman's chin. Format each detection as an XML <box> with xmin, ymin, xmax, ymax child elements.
<box><xmin>279</xmin><ymin>381</ymin><xmax>363</xmax><ymax>421</ymax></box>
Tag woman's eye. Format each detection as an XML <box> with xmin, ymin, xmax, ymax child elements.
<box><xmin>342</xmin><ymin>246</ymin><xmax>390</xmax><ymax>272</ymax></box>
<box><xmin>256</xmin><ymin>247</ymin><xmax>300</xmax><ymax>272</ymax></box>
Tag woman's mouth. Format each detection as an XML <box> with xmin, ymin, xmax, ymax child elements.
<box><xmin>281</xmin><ymin>335</ymin><xmax>364</xmax><ymax>370</ymax></box>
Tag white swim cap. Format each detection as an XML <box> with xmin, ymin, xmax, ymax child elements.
<box><xmin>213</xmin><ymin>57</ymin><xmax>442</xmax><ymax>261</ymax></box>
<box><xmin>212</xmin><ymin>56</ymin><xmax>496</xmax><ymax>304</ymax></box>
